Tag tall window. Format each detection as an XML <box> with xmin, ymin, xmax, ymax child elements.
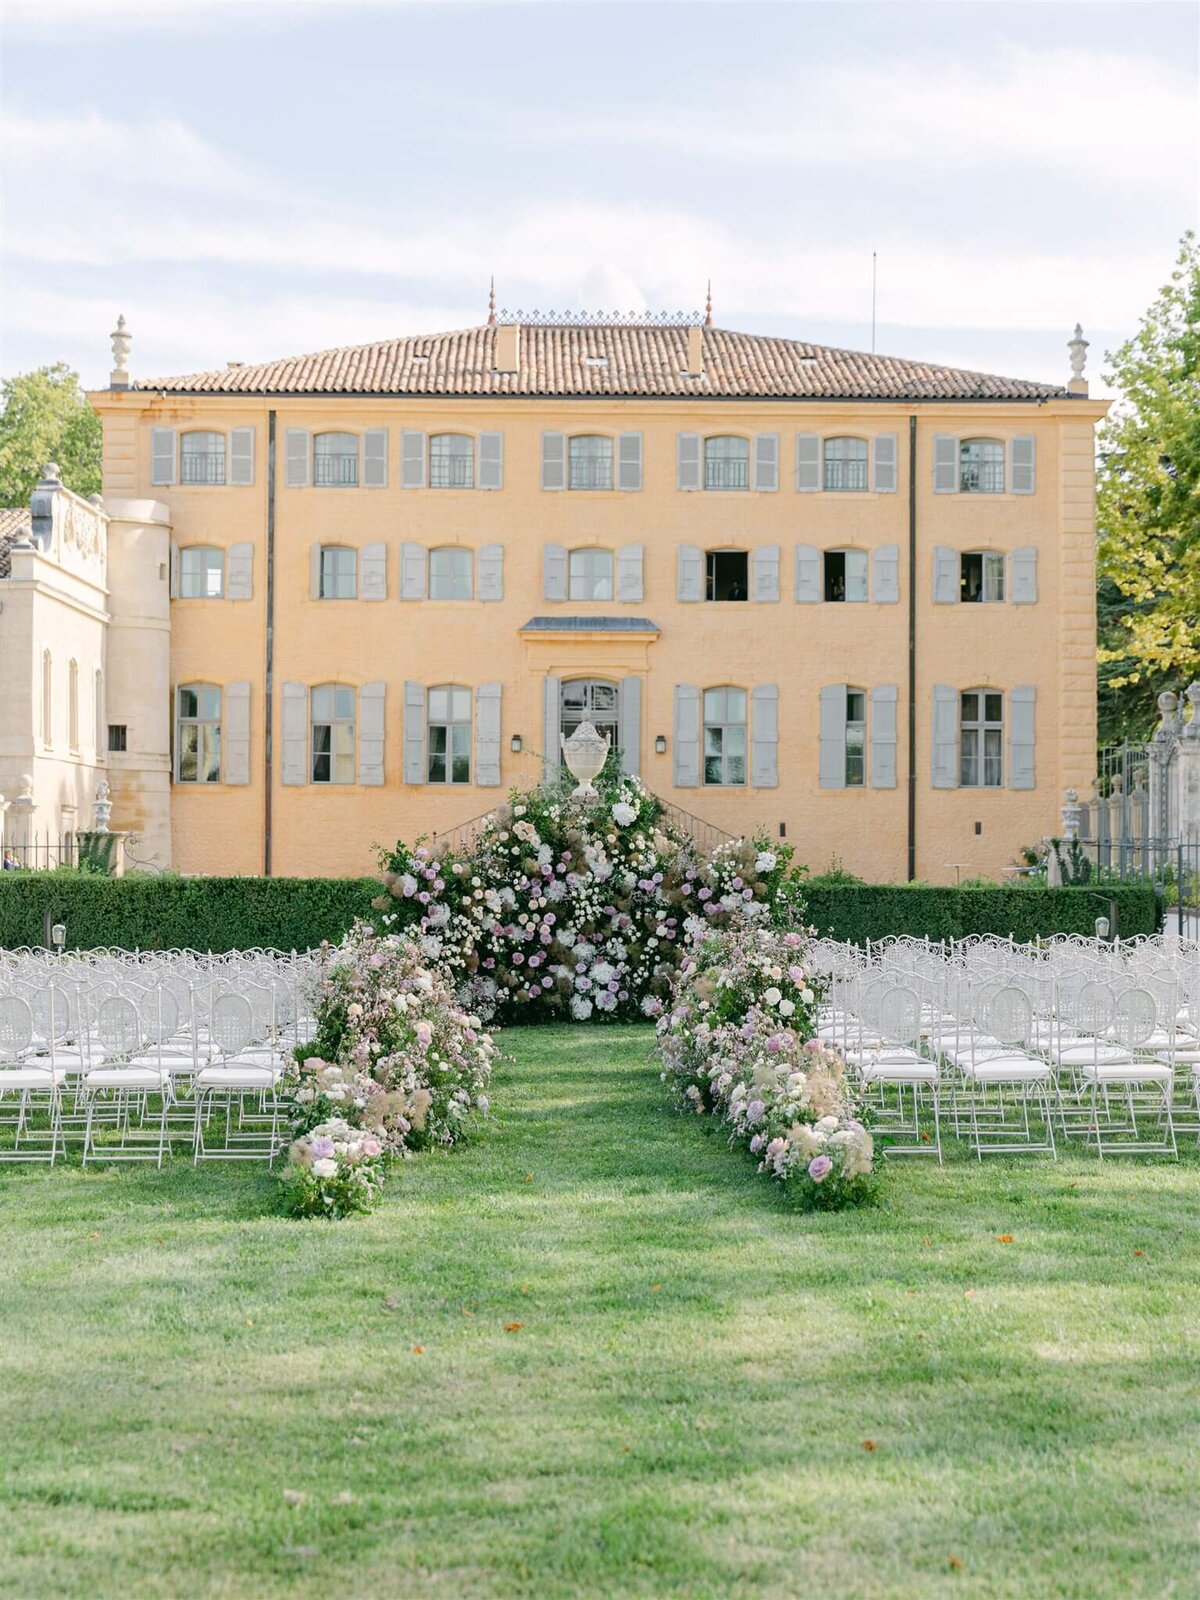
<box><xmin>176</xmin><ymin>684</ymin><xmax>221</xmax><ymax>783</ymax></box>
<box><xmin>560</xmin><ymin>680</ymin><xmax>618</xmax><ymax>746</ymax></box>
<box><xmin>706</xmin><ymin>550</ymin><xmax>749</xmax><ymax>601</ymax></box>
<box><xmin>429</xmin><ymin>547</ymin><xmax>474</xmax><ymax>600</ymax></box>
<box><xmin>429</xmin><ymin>433</ymin><xmax>474</xmax><ymax>489</ymax></box>
<box><xmin>311</xmin><ymin>685</ymin><xmax>356</xmax><ymax>784</ymax></box>
<box><xmin>703</xmin><ymin>687</ymin><xmax>747</xmax><ymax>786</ymax></box>
<box><xmin>960</xmin><ymin>439</ymin><xmax>1005</xmax><ymax>494</ymax></box>
<box><xmin>823</xmin><ymin>550</ymin><xmax>868</xmax><ymax>602</ymax></box>
<box><xmin>319</xmin><ymin>545</ymin><xmax>357</xmax><ymax>599</ymax></box>
<box><xmin>68</xmin><ymin>660</ymin><xmax>79</xmax><ymax>752</ymax></box>
<box><xmin>844</xmin><ymin>689</ymin><xmax>866</xmax><ymax>787</ymax></box>
<box><xmin>94</xmin><ymin>669</ymin><xmax>104</xmax><ymax>756</ymax></box>
<box><xmin>180</xmin><ymin>431</ymin><xmax>226</xmax><ymax>486</ymax></box>
<box><xmin>180</xmin><ymin>546</ymin><xmax>225</xmax><ymax>599</ymax></box>
<box><xmin>41</xmin><ymin>651</ymin><xmax>52</xmax><ymax>747</ymax></box>
<box><xmin>568</xmin><ymin>548</ymin><xmax>614</xmax><ymax>601</ymax></box>
<box><xmin>568</xmin><ymin>435</ymin><xmax>613</xmax><ymax>491</ymax></box>
<box><xmin>823</xmin><ymin>437</ymin><xmax>868</xmax><ymax>492</ymax></box>
<box><xmin>427</xmin><ymin>686</ymin><xmax>471</xmax><ymax>784</ymax></box>
<box><xmin>960</xmin><ymin>690</ymin><xmax>1003</xmax><ymax>787</ymax></box>
<box><xmin>313</xmin><ymin>432</ymin><xmax>358</xmax><ymax>487</ymax></box>
<box><xmin>960</xmin><ymin>551</ymin><xmax>1005</xmax><ymax>603</ymax></box>
<box><xmin>704</xmin><ymin>436</ymin><xmax>749</xmax><ymax>491</ymax></box>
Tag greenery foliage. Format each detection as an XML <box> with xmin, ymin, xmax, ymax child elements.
<box><xmin>799</xmin><ymin>878</ymin><xmax>1160</xmax><ymax>943</ymax></box>
<box><xmin>0</xmin><ymin>363</ymin><xmax>102</xmax><ymax>505</ymax></box>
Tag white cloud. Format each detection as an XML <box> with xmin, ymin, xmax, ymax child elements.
<box><xmin>3</xmin><ymin>109</ymin><xmax>257</xmax><ymax>195</ymax></box>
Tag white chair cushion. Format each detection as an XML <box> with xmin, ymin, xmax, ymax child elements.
<box><xmin>963</xmin><ymin>1054</ymin><xmax>1049</xmax><ymax>1083</ymax></box>
<box><xmin>0</xmin><ymin>1066</ymin><xmax>67</xmax><ymax>1088</ymax></box>
<box><xmin>85</xmin><ymin>1066</ymin><xmax>168</xmax><ymax>1089</ymax></box>
<box><xmin>1079</xmin><ymin>1060</ymin><xmax>1173</xmax><ymax>1084</ymax></box>
<box><xmin>195</xmin><ymin>1064</ymin><xmax>279</xmax><ymax>1089</ymax></box>
<box><xmin>1054</xmin><ymin>1042</ymin><xmax>1133</xmax><ymax>1067</ymax></box>
<box><xmin>860</xmin><ymin>1060</ymin><xmax>938</xmax><ymax>1084</ymax></box>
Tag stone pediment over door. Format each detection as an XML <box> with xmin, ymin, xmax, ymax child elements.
<box><xmin>518</xmin><ymin>615</ymin><xmax>660</xmax><ymax>675</ymax></box>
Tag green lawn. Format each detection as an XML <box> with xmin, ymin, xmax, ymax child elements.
<box><xmin>1</xmin><ymin>1025</ymin><xmax>1198</xmax><ymax>1600</ymax></box>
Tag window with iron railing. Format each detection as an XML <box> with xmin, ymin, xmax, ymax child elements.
<box><xmin>823</xmin><ymin>437</ymin><xmax>869</xmax><ymax>492</ymax></box>
<box><xmin>960</xmin><ymin>439</ymin><xmax>1005</xmax><ymax>494</ymax></box>
<box><xmin>704</xmin><ymin>436</ymin><xmax>749</xmax><ymax>490</ymax></box>
<box><xmin>568</xmin><ymin>435</ymin><xmax>614</xmax><ymax>490</ymax></box>
<box><xmin>180</xmin><ymin>431</ymin><xmax>227</xmax><ymax>485</ymax></box>
<box><xmin>313</xmin><ymin>433</ymin><xmax>359</xmax><ymax>486</ymax></box>
<box><xmin>429</xmin><ymin>434</ymin><xmax>474</xmax><ymax>488</ymax></box>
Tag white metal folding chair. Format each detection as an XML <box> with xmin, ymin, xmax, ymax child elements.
<box><xmin>81</xmin><ymin>995</ymin><xmax>171</xmax><ymax>1166</ymax></box>
<box><xmin>0</xmin><ymin>995</ymin><xmax>65</xmax><ymax>1164</ymax></box>
<box><xmin>192</xmin><ymin>993</ymin><xmax>283</xmax><ymax>1164</ymax></box>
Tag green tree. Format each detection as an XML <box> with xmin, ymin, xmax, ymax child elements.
<box><xmin>1096</xmin><ymin>232</ymin><xmax>1200</xmax><ymax>744</ymax></box>
<box><xmin>0</xmin><ymin>364</ymin><xmax>102</xmax><ymax>507</ymax></box>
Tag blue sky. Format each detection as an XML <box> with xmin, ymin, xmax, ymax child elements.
<box><xmin>2</xmin><ymin>0</ymin><xmax>1195</xmax><ymax>393</ymax></box>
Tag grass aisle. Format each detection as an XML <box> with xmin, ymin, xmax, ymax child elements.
<box><xmin>1</xmin><ymin>1024</ymin><xmax>1198</xmax><ymax>1600</ymax></box>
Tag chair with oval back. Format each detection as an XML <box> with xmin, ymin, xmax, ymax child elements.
<box><xmin>0</xmin><ymin>994</ymin><xmax>65</xmax><ymax>1164</ymax></box>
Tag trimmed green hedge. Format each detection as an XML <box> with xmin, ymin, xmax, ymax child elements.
<box><xmin>801</xmin><ymin>881</ymin><xmax>1161</xmax><ymax>945</ymax></box>
<box><xmin>0</xmin><ymin>873</ymin><xmax>1161</xmax><ymax>954</ymax></box>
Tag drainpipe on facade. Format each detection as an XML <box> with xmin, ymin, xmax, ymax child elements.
<box><xmin>907</xmin><ymin>413</ymin><xmax>918</xmax><ymax>881</ymax></box>
<box><xmin>264</xmin><ymin>410</ymin><xmax>277</xmax><ymax>876</ymax></box>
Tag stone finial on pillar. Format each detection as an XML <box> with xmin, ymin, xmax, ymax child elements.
<box><xmin>1155</xmin><ymin>690</ymin><xmax>1179</xmax><ymax>739</ymax></box>
<box><xmin>1061</xmin><ymin>787</ymin><xmax>1082</xmax><ymax>840</ymax></box>
<box><xmin>110</xmin><ymin>313</ymin><xmax>132</xmax><ymax>389</ymax></box>
<box><xmin>92</xmin><ymin>779</ymin><xmax>113</xmax><ymax>833</ymax></box>
<box><xmin>1183</xmin><ymin>682</ymin><xmax>1200</xmax><ymax>739</ymax></box>
<box><xmin>1067</xmin><ymin>322</ymin><xmax>1089</xmax><ymax>395</ymax></box>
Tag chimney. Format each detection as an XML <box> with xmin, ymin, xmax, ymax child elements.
<box><xmin>494</xmin><ymin>323</ymin><xmax>520</xmax><ymax>374</ymax></box>
<box><xmin>686</xmin><ymin>324</ymin><xmax>704</xmax><ymax>376</ymax></box>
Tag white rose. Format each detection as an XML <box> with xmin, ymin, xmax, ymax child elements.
<box><xmin>611</xmin><ymin>801</ymin><xmax>638</xmax><ymax>827</ymax></box>
<box><xmin>763</xmin><ymin>987</ymin><xmax>782</xmax><ymax>1006</ymax></box>
<box><xmin>311</xmin><ymin>1158</ymin><xmax>338</xmax><ymax>1179</ymax></box>
<box><xmin>779</xmin><ymin>999</ymin><xmax>795</xmax><ymax>1017</ymax></box>
<box><xmin>755</xmin><ymin>851</ymin><xmax>777</xmax><ymax>873</ymax></box>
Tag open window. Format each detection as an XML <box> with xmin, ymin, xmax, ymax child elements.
<box><xmin>960</xmin><ymin>551</ymin><xmax>1005</xmax><ymax>603</ymax></box>
<box><xmin>706</xmin><ymin>550</ymin><xmax>748</xmax><ymax>601</ymax></box>
<box><xmin>823</xmin><ymin>550</ymin><xmax>868</xmax><ymax>602</ymax></box>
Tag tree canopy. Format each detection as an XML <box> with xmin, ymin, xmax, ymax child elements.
<box><xmin>0</xmin><ymin>364</ymin><xmax>102</xmax><ymax>508</ymax></box>
<box><xmin>1097</xmin><ymin>233</ymin><xmax>1200</xmax><ymax>743</ymax></box>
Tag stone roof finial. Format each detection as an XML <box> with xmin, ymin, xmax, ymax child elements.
<box><xmin>110</xmin><ymin>313</ymin><xmax>132</xmax><ymax>390</ymax></box>
<box><xmin>1067</xmin><ymin>322</ymin><xmax>1088</xmax><ymax>395</ymax></box>
<box><xmin>487</xmin><ymin>277</ymin><xmax>497</xmax><ymax>327</ymax></box>
<box><xmin>704</xmin><ymin>280</ymin><xmax>713</xmax><ymax>328</ymax></box>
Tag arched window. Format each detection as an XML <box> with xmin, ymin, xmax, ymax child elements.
<box><xmin>703</xmin><ymin>687</ymin><xmax>747</xmax><ymax>786</ymax></box>
<box><xmin>823</xmin><ymin>549</ymin><xmax>868</xmax><ymax>603</ymax></box>
<box><xmin>704</xmin><ymin>436</ymin><xmax>749</xmax><ymax>491</ymax></box>
<box><xmin>567</xmin><ymin>548</ymin><xmax>614</xmax><ymax>601</ymax></box>
<box><xmin>176</xmin><ymin>683</ymin><xmax>222</xmax><ymax>783</ymax></box>
<box><xmin>41</xmin><ymin>651</ymin><xmax>52</xmax><ymax>747</ymax></box>
<box><xmin>823</xmin><ymin>437</ymin><xmax>868</xmax><ymax>492</ymax></box>
<box><xmin>313</xmin><ymin>432</ymin><xmax>359</xmax><ymax>487</ymax></box>
<box><xmin>68</xmin><ymin>660</ymin><xmax>79</xmax><ymax>752</ymax></box>
<box><xmin>180</xmin><ymin>545</ymin><xmax>225</xmax><ymax>599</ymax></box>
<box><xmin>560</xmin><ymin>679</ymin><xmax>618</xmax><ymax>746</ymax></box>
<box><xmin>94</xmin><ymin>669</ymin><xmax>104</xmax><ymax>756</ymax></box>
<box><xmin>317</xmin><ymin>545</ymin><xmax>357</xmax><ymax>599</ymax></box>
<box><xmin>568</xmin><ymin>435</ymin><xmax>613</xmax><ymax>491</ymax></box>
<box><xmin>311</xmin><ymin>684</ymin><xmax>356</xmax><ymax>783</ymax></box>
<box><xmin>180</xmin><ymin>430</ymin><xmax>226</xmax><ymax>485</ymax></box>
<box><xmin>429</xmin><ymin>547</ymin><xmax>474</xmax><ymax>600</ymax></box>
<box><xmin>429</xmin><ymin>433</ymin><xmax>474</xmax><ymax>489</ymax></box>
<box><xmin>427</xmin><ymin>685</ymin><xmax>472</xmax><ymax>784</ymax></box>
<box><xmin>960</xmin><ymin>439</ymin><xmax>1005</xmax><ymax>494</ymax></box>
<box><xmin>960</xmin><ymin>690</ymin><xmax>1004</xmax><ymax>787</ymax></box>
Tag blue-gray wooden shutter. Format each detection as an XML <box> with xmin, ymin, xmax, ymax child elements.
<box><xmin>543</xmin><ymin>543</ymin><xmax>567</xmax><ymax>601</ymax></box>
<box><xmin>1010</xmin><ymin>546</ymin><xmax>1038</xmax><ymax>604</ymax></box>
<box><xmin>477</xmin><ymin>543</ymin><xmax>504</xmax><ymax>601</ymax></box>
<box><xmin>753</xmin><ymin>434</ymin><xmax>779</xmax><ymax>492</ymax></box>
<box><xmin>1008</xmin><ymin>686</ymin><xmax>1036</xmax><ymax>789</ymax></box>
<box><xmin>475</xmin><ymin>682</ymin><xmax>502</xmax><ymax>786</ymax></box>
<box><xmin>226</xmin><ymin>542</ymin><xmax>253</xmax><ymax>601</ymax></box>
<box><xmin>542</xmin><ymin>676</ymin><xmax>561</xmax><ymax>784</ymax></box>
<box><xmin>618</xmin><ymin>677</ymin><xmax>642</xmax><ymax>776</ymax></box>
<box><xmin>795</xmin><ymin>544</ymin><xmax>821</xmax><ymax>603</ymax></box>
<box><xmin>751</xmin><ymin>545</ymin><xmax>780</xmax><ymax>602</ymax></box>
<box><xmin>677</xmin><ymin>544</ymin><xmax>703</xmax><ymax>602</ymax></box>
<box><xmin>151</xmin><ymin>428</ymin><xmax>176</xmax><ymax>486</ymax></box>
<box><xmin>872</xmin><ymin>434</ymin><xmax>897</xmax><ymax>493</ymax></box>
<box><xmin>673</xmin><ymin>685</ymin><xmax>700</xmax><ymax>787</ymax></box>
<box><xmin>617</xmin><ymin>543</ymin><xmax>644</xmax><ymax>602</ymax></box>
<box><xmin>931</xmin><ymin>685</ymin><xmax>959</xmax><ymax>788</ymax></box>
<box><xmin>1011</xmin><ymin>436</ymin><xmax>1035</xmax><ymax>495</ymax></box>
<box><xmin>870</xmin><ymin>685</ymin><xmax>898</xmax><ymax>788</ymax></box>
<box><xmin>845</xmin><ymin>551</ymin><xmax>869</xmax><ymax>603</ymax></box>
<box><xmin>224</xmin><ymin>681</ymin><xmax>251</xmax><ymax>785</ymax></box>
<box><xmin>478</xmin><ymin>431</ymin><xmax>504</xmax><ymax>490</ymax></box>
<box><xmin>541</xmin><ymin>432</ymin><xmax>566</xmax><ymax>490</ymax></box>
<box><xmin>933</xmin><ymin>435</ymin><xmax>959</xmax><ymax>493</ymax></box>
<box><xmin>401</xmin><ymin>430</ymin><xmax>426</xmax><ymax>488</ymax></box>
<box><xmin>285</xmin><ymin>429</ymin><xmax>309</xmax><ymax>488</ymax></box>
<box><xmin>871</xmin><ymin>544</ymin><xmax>899</xmax><ymax>603</ymax></box>
<box><xmin>168</xmin><ymin>540</ymin><xmax>180</xmax><ymax>598</ymax></box>
<box><xmin>751</xmin><ymin>684</ymin><xmax>779</xmax><ymax>787</ymax></box>
<box><xmin>363</xmin><ymin>428</ymin><xmax>388</xmax><ymax>488</ymax></box>
<box><xmin>403</xmin><ymin>682</ymin><xmax>425</xmax><ymax>784</ymax></box>
<box><xmin>818</xmin><ymin>685</ymin><xmax>846</xmax><ymax>789</ymax></box>
<box><xmin>618</xmin><ymin>432</ymin><xmax>643</xmax><ymax>491</ymax></box>
<box><xmin>676</xmin><ymin>433</ymin><xmax>701</xmax><ymax>491</ymax></box>
<box><xmin>933</xmin><ymin>546</ymin><xmax>960</xmax><ymax>604</ymax></box>
<box><xmin>358</xmin><ymin>682</ymin><xmax>386</xmax><ymax>785</ymax></box>
<box><xmin>308</xmin><ymin>543</ymin><xmax>323</xmax><ymax>600</ymax></box>
<box><xmin>230</xmin><ymin>427</ymin><xmax>255</xmax><ymax>486</ymax></box>
<box><xmin>795</xmin><ymin>434</ymin><xmax>821</xmax><ymax>492</ymax></box>
<box><xmin>281</xmin><ymin>682</ymin><xmax>308</xmax><ymax>785</ymax></box>
<box><xmin>360</xmin><ymin>542</ymin><xmax>388</xmax><ymax>601</ymax></box>
<box><xmin>400</xmin><ymin>542</ymin><xmax>427</xmax><ymax>600</ymax></box>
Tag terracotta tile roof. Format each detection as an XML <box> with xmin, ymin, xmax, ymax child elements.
<box><xmin>0</xmin><ymin>507</ymin><xmax>31</xmax><ymax>578</ymax></box>
<box><xmin>136</xmin><ymin>324</ymin><xmax>1073</xmax><ymax>402</ymax></box>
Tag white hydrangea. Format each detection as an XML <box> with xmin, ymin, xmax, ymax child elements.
<box><xmin>612</xmin><ymin>801</ymin><xmax>638</xmax><ymax>827</ymax></box>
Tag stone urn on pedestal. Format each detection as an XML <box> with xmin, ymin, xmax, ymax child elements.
<box><xmin>561</xmin><ymin>721</ymin><xmax>611</xmax><ymax>803</ymax></box>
